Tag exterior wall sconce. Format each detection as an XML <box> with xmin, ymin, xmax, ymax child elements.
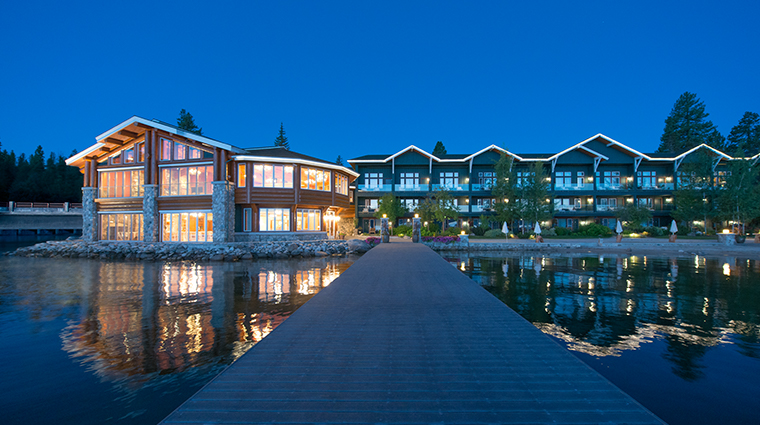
<box><xmin>382</xmin><ymin>214</ymin><xmax>387</xmax><ymax>218</ymax></box>
<box><xmin>587</xmin><ymin>198</ymin><xmax>593</xmax><ymax>203</ymax></box>
<box><xmin>627</xmin><ymin>198</ymin><xmax>633</xmax><ymax>203</ymax></box>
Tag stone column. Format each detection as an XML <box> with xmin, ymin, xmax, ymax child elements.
<box><xmin>82</xmin><ymin>187</ymin><xmax>98</xmax><ymax>241</ymax></box>
<box><xmin>212</xmin><ymin>181</ymin><xmax>235</xmax><ymax>242</ymax></box>
<box><xmin>381</xmin><ymin>217</ymin><xmax>389</xmax><ymax>243</ymax></box>
<box><xmin>412</xmin><ymin>216</ymin><xmax>421</xmax><ymax>243</ymax></box>
<box><xmin>143</xmin><ymin>184</ymin><xmax>159</xmax><ymax>242</ymax></box>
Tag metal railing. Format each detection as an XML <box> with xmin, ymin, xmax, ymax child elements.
<box><xmin>431</xmin><ymin>184</ymin><xmax>468</xmax><ymax>192</ymax></box>
<box><xmin>394</xmin><ymin>184</ymin><xmax>430</xmax><ymax>192</ymax></box>
<box><xmin>357</xmin><ymin>184</ymin><xmax>393</xmax><ymax>192</ymax></box>
<box><xmin>1</xmin><ymin>201</ymin><xmax>82</xmax><ymax>213</ymax></box>
<box><xmin>554</xmin><ymin>183</ymin><xmax>594</xmax><ymax>191</ymax></box>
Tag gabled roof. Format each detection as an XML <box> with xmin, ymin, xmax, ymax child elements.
<box><xmin>672</xmin><ymin>143</ymin><xmax>732</xmax><ymax>161</ymax></box>
<box><xmin>66</xmin><ymin>116</ymin><xmax>243</xmax><ymax>166</ymax></box>
<box><xmin>548</xmin><ymin>134</ymin><xmax>614</xmax><ymax>161</ymax></box>
<box><xmin>463</xmin><ymin>145</ymin><xmax>523</xmax><ymax>162</ymax></box>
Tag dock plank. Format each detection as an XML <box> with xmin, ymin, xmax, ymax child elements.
<box><xmin>161</xmin><ymin>243</ymin><xmax>664</xmax><ymax>424</ymax></box>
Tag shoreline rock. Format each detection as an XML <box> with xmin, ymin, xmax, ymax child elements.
<box><xmin>5</xmin><ymin>239</ymin><xmax>364</xmax><ymax>262</ymax></box>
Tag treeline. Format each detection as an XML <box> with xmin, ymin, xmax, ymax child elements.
<box><xmin>0</xmin><ymin>144</ymin><xmax>83</xmax><ymax>203</ymax></box>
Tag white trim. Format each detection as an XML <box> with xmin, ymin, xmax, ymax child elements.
<box><xmin>634</xmin><ymin>156</ymin><xmax>643</xmax><ymax>172</ymax></box>
<box><xmin>97</xmin><ymin>165</ymin><xmax>144</xmax><ymax>172</ymax></box>
<box><xmin>233</xmin><ymin>155</ymin><xmax>360</xmax><ymax>177</ymax></box>
<box><xmin>158</xmin><ymin>161</ymin><xmax>214</xmax><ymax>168</ymax></box>
<box><xmin>673</xmin><ymin>143</ymin><xmax>732</xmax><ymax>161</ymax></box>
<box><xmin>386</xmin><ymin>145</ymin><xmax>440</xmax><ymax>162</ymax></box>
<box><xmin>65</xmin><ymin>143</ymin><xmax>105</xmax><ymax>165</ymax></box>
<box><xmin>462</xmin><ymin>144</ymin><xmax>523</xmax><ymax>162</ymax></box>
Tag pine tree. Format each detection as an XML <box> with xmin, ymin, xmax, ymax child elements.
<box><xmin>177</xmin><ymin>109</ymin><xmax>203</xmax><ymax>135</ymax></box>
<box><xmin>432</xmin><ymin>141</ymin><xmax>447</xmax><ymax>156</ymax></box>
<box><xmin>657</xmin><ymin>92</ymin><xmax>716</xmax><ymax>154</ymax></box>
<box><xmin>335</xmin><ymin>155</ymin><xmax>343</xmax><ymax>165</ymax></box>
<box><xmin>725</xmin><ymin>112</ymin><xmax>760</xmax><ymax>156</ymax></box>
<box><xmin>274</xmin><ymin>123</ymin><xmax>289</xmax><ymax>150</ymax></box>
<box><xmin>491</xmin><ymin>153</ymin><xmax>518</xmax><ymax>228</ymax></box>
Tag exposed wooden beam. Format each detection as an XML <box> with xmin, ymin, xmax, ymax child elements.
<box><xmin>134</xmin><ymin>122</ymin><xmax>153</xmax><ymax>129</ymax></box>
<box><xmin>119</xmin><ymin>129</ymin><xmax>139</xmax><ymax>138</ymax></box>
<box><xmin>105</xmin><ymin>137</ymin><xmax>124</xmax><ymax>145</ymax></box>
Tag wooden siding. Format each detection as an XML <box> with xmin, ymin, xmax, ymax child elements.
<box><xmin>298</xmin><ymin>190</ymin><xmax>333</xmax><ymax>206</ymax></box>
<box><xmin>96</xmin><ymin>198</ymin><xmax>144</xmax><ymax>212</ymax></box>
<box><xmin>158</xmin><ymin>196</ymin><xmax>212</xmax><ymax>211</ymax></box>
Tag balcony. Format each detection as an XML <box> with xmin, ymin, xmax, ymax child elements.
<box><xmin>457</xmin><ymin>205</ymin><xmax>470</xmax><ymax>213</ymax></box>
<box><xmin>432</xmin><ymin>184</ymin><xmax>467</xmax><ymax>192</ymax></box>
<box><xmin>358</xmin><ymin>206</ymin><xmax>377</xmax><ymax>214</ymax></box>
<box><xmin>554</xmin><ymin>205</ymin><xmax>594</xmax><ymax>213</ymax></box>
<box><xmin>596</xmin><ymin>205</ymin><xmax>622</xmax><ymax>212</ymax></box>
<box><xmin>357</xmin><ymin>184</ymin><xmax>392</xmax><ymax>192</ymax></box>
<box><xmin>394</xmin><ymin>184</ymin><xmax>430</xmax><ymax>192</ymax></box>
<box><xmin>470</xmin><ymin>183</ymin><xmax>494</xmax><ymax>192</ymax></box>
<box><xmin>638</xmin><ymin>182</ymin><xmax>675</xmax><ymax>190</ymax></box>
<box><xmin>596</xmin><ymin>181</ymin><xmax>632</xmax><ymax>191</ymax></box>
<box><xmin>554</xmin><ymin>183</ymin><xmax>594</xmax><ymax>191</ymax></box>
<box><xmin>471</xmin><ymin>205</ymin><xmax>495</xmax><ymax>213</ymax></box>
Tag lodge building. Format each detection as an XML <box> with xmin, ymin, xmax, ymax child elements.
<box><xmin>348</xmin><ymin>134</ymin><xmax>757</xmax><ymax>232</ymax></box>
<box><xmin>66</xmin><ymin>116</ymin><xmax>358</xmax><ymax>242</ymax></box>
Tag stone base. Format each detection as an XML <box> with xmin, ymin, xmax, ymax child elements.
<box><xmin>717</xmin><ymin>234</ymin><xmax>736</xmax><ymax>245</ymax></box>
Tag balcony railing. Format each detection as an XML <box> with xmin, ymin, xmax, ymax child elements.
<box><xmin>471</xmin><ymin>205</ymin><xmax>495</xmax><ymax>213</ymax></box>
<box><xmin>638</xmin><ymin>183</ymin><xmax>675</xmax><ymax>190</ymax></box>
<box><xmin>554</xmin><ymin>205</ymin><xmax>594</xmax><ymax>212</ymax></box>
<box><xmin>470</xmin><ymin>183</ymin><xmax>494</xmax><ymax>191</ymax></box>
<box><xmin>432</xmin><ymin>184</ymin><xmax>467</xmax><ymax>191</ymax></box>
<box><xmin>596</xmin><ymin>205</ymin><xmax>622</xmax><ymax>212</ymax></box>
<box><xmin>358</xmin><ymin>206</ymin><xmax>377</xmax><ymax>214</ymax></box>
<box><xmin>554</xmin><ymin>183</ymin><xmax>594</xmax><ymax>191</ymax></box>
<box><xmin>596</xmin><ymin>181</ymin><xmax>632</xmax><ymax>191</ymax></box>
<box><xmin>357</xmin><ymin>184</ymin><xmax>392</xmax><ymax>192</ymax></box>
<box><xmin>456</xmin><ymin>205</ymin><xmax>470</xmax><ymax>213</ymax></box>
<box><xmin>394</xmin><ymin>184</ymin><xmax>430</xmax><ymax>192</ymax></box>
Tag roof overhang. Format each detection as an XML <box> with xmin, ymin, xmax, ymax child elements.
<box><xmin>463</xmin><ymin>145</ymin><xmax>523</xmax><ymax>162</ymax></box>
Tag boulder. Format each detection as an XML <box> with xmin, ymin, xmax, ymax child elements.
<box><xmin>347</xmin><ymin>239</ymin><xmax>371</xmax><ymax>253</ymax></box>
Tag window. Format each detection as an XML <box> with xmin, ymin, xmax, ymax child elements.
<box><xmin>174</xmin><ymin>143</ymin><xmax>188</xmax><ymax>160</ymax></box>
<box><xmin>637</xmin><ymin>171</ymin><xmax>656</xmax><ymax>188</ymax></box>
<box><xmin>439</xmin><ymin>172</ymin><xmax>458</xmax><ymax>188</ymax></box>
<box><xmin>364</xmin><ymin>173</ymin><xmax>383</xmax><ymax>188</ymax></box>
<box><xmin>161</xmin><ymin>165</ymin><xmax>213</xmax><ymax>196</ymax></box>
<box><xmin>478</xmin><ymin>172</ymin><xmax>496</xmax><ymax>189</ymax></box>
<box><xmin>162</xmin><ymin>212</ymin><xmax>213</xmax><ymax>242</ymax></box>
<box><xmin>596</xmin><ymin>171</ymin><xmax>621</xmax><ymax>187</ymax></box>
<box><xmin>401</xmin><ymin>199</ymin><xmax>419</xmax><ymax>209</ymax></box>
<box><xmin>160</xmin><ymin>138</ymin><xmax>212</xmax><ymax>161</ymax></box>
<box><xmin>300</xmin><ymin>168</ymin><xmax>331</xmax><ymax>191</ymax></box>
<box><xmin>111</xmin><ymin>152</ymin><xmax>121</xmax><ymax>164</ymax></box>
<box><xmin>259</xmin><ymin>208</ymin><xmax>290</xmax><ymax>231</ymax></box>
<box><xmin>555</xmin><ymin>171</ymin><xmax>572</xmax><ymax>186</ymax></box>
<box><xmin>99</xmin><ymin>170</ymin><xmax>145</xmax><ymax>198</ymax></box>
<box><xmin>161</xmin><ymin>138</ymin><xmax>172</xmax><ymax>160</ymax></box>
<box><xmin>335</xmin><ymin>174</ymin><xmax>349</xmax><ymax>195</ymax></box>
<box><xmin>577</xmin><ymin>172</ymin><xmax>585</xmax><ymax>186</ymax></box>
<box><xmin>238</xmin><ymin>164</ymin><xmax>246</xmax><ymax>188</ymax></box>
<box><xmin>296</xmin><ymin>209</ymin><xmax>321</xmax><ymax>231</ymax></box>
<box><xmin>714</xmin><ymin>170</ymin><xmax>729</xmax><ymax>187</ymax></box>
<box><xmin>477</xmin><ymin>198</ymin><xmax>495</xmax><ymax>208</ymax></box>
<box><xmin>553</xmin><ymin>198</ymin><xmax>578</xmax><ymax>211</ymax></box>
<box><xmin>243</xmin><ymin>208</ymin><xmax>252</xmax><ymax>232</ymax></box>
<box><xmin>123</xmin><ymin>147</ymin><xmax>135</xmax><ymax>163</ymax></box>
<box><xmin>516</xmin><ymin>171</ymin><xmax>534</xmax><ymax>187</ymax></box>
<box><xmin>362</xmin><ymin>199</ymin><xmax>378</xmax><ymax>212</ymax></box>
<box><xmin>638</xmin><ymin>198</ymin><xmax>653</xmax><ymax>209</ymax></box>
<box><xmin>399</xmin><ymin>172</ymin><xmax>419</xmax><ymax>188</ymax></box>
<box><xmin>598</xmin><ymin>198</ymin><xmax>618</xmax><ymax>211</ymax></box>
<box><xmin>100</xmin><ymin>213</ymin><xmax>143</xmax><ymax>241</ymax></box>
<box><xmin>138</xmin><ymin>143</ymin><xmax>145</xmax><ymax>162</ymax></box>
<box><xmin>251</xmin><ymin>164</ymin><xmax>293</xmax><ymax>188</ymax></box>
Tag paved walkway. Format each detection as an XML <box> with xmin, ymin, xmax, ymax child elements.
<box><xmin>161</xmin><ymin>243</ymin><xmax>665</xmax><ymax>424</ymax></box>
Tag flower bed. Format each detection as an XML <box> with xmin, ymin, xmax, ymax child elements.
<box><xmin>365</xmin><ymin>237</ymin><xmax>382</xmax><ymax>247</ymax></box>
<box><xmin>421</xmin><ymin>236</ymin><xmax>460</xmax><ymax>244</ymax></box>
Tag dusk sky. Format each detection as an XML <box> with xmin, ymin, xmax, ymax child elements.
<box><xmin>1</xmin><ymin>1</ymin><xmax>758</xmax><ymax>164</ymax></box>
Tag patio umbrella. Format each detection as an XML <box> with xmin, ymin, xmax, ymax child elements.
<box><xmin>670</xmin><ymin>220</ymin><xmax>678</xmax><ymax>234</ymax></box>
<box><xmin>534</xmin><ymin>222</ymin><xmax>542</xmax><ymax>234</ymax></box>
<box><xmin>616</xmin><ymin>220</ymin><xmax>623</xmax><ymax>234</ymax></box>
<box><xmin>502</xmin><ymin>222</ymin><xmax>509</xmax><ymax>240</ymax></box>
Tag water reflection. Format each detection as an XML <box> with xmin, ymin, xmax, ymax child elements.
<box><xmin>0</xmin><ymin>256</ymin><xmax>353</xmax><ymax>425</ymax></box>
<box><xmin>445</xmin><ymin>252</ymin><xmax>760</xmax><ymax>377</ymax></box>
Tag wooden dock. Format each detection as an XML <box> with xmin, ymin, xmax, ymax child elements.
<box><xmin>161</xmin><ymin>242</ymin><xmax>665</xmax><ymax>424</ymax></box>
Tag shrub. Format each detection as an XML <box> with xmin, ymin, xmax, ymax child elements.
<box><xmin>393</xmin><ymin>225</ymin><xmax>412</xmax><ymax>236</ymax></box>
<box><xmin>483</xmin><ymin>229</ymin><xmax>506</xmax><ymax>238</ymax></box>
<box><xmin>542</xmin><ymin>227</ymin><xmax>557</xmax><ymax>236</ymax></box>
<box><xmin>516</xmin><ymin>232</ymin><xmax>533</xmax><ymax>239</ymax></box>
<box><xmin>471</xmin><ymin>227</ymin><xmax>486</xmax><ymax>236</ymax></box>
<box><xmin>576</xmin><ymin>223</ymin><xmax>613</xmax><ymax>237</ymax></box>
<box><xmin>554</xmin><ymin>227</ymin><xmax>571</xmax><ymax>236</ymax></box>
<box><xmin>642</xmin><ymin>226</ymin><xmax>666</xmax><ymax>236</ymax></box>
<box><xmin>421</xmin><ymin>228</ymin><xmax>436</xmax><ymax>237</ymax></box>
<box><xmin>427</xmin><ymin>222</ymin><xmax>441</xmax><ymax>234</ymax></box>
<box><xmin>421</xmin><ymin>236</ymin><xmax>460</xmax><ymax>244</ymax></box>
<box><xmin>444</xmin><ymin>226</ymin><xmax>462</xmax><ymax>236</ymax></box>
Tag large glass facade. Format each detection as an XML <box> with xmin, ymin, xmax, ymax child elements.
<box><xmin>161</xmin><ymin>138</ymin><xmax>211</xmax><ymax>161</ymax></box>
<box><xmin>100</xmin><ymin>213</ymin><xmax>143</xmax><ymax>241</ymax></box>
<box><xmin>259</xmin><ymin>208</ymin><xmax>290</xmax><ymax>231</ymax></box>
<box><xmin>161</xmin><ymin>166</ymin><xmax>214</xmax><ymax>196</ymax></box>
<box><xmin>161</xmin><ymin>212</ymin><xmax>213</xmax><ymax>242</ymax></box>
<box><xmin>99</xmin><ymin>169</ymin><xmax>145</xmax><ymax>198</ymax></box>
<box><xmin>335</xmin><ymin>174</ymin><xmax>349</xmax><ymax>195</ymax></box>
<box><xmin>296</xmin><ymin>209</ymin><xmax>321</xmax><ymax>231</ymax></box>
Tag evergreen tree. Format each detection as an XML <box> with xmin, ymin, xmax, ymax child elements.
<box><xmin>335</xmin><ymin>155</ymin><xmax>343</xmax><ymax>166</ymax></box>
<box><xmin>176</xmin><ymin>109</ymin><xmax>203</xmax><ymax>135</ymax></box>
<box><xmin>274</xmin><ymin>123</ymin><xmax>289</xmax><ymax>150</ymax></box>
<box><xmin>491</xmin><ymin>153</ymin><xmax>519</xmax><ymax>228</ymax></box>
<box><xmin>516</xmin><ymin>162</ymin><xmax>553</xmax><ymax>230</ymax></box>
<box><xmin>671</xmin><ymin>150</ymin><xmax>716</xmax><ymax>233</ymax></box>
<box><xmin>657</xmin><ymin>92</ymin><xmax>717</xmax><ymax>154</ymax></box>
<box><xmin>725</xmin><ymin>112</ymin><xmax>760</xmax><ymax>156</ymax></box>
<box><xmin>432</xmin><ymin>141</ymin><xmax>447</xmax><ymax>156</ymax></box>
<box><xmin>615</xmin><ymin>204</ymin><xmax>653</xmax><ymax>230</ymax></box>
<box><xmin>715</xmin><ymin>152</ymin><xmax>760</xmax><ymax>233</ymax></box>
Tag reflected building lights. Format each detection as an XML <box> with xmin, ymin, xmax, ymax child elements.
<box><xmin>723</xmin><ymin>263</ymin><xmax>731</xmax><ymax>276</ymax></box>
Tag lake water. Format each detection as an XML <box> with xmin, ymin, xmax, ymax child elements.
<box><xmin>442</xmin><ymin>252</ymin><xmax>760</xmax><ymax>425</ymax></box>
<box><xmin>0</xmin><ymin>255</ymin><xmax>355</xmax><ymax>424</ymax></box>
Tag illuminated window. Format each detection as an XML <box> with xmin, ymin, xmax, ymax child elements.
<box><xmin>161</xmin><ymin>212</ymin><xmax>213</xmax><ymax>242</ymax></box>
<box><xmin>249</xmin><ymin>164</ymin><xmax>294</xmax><ymax>188</ymax></box>
<box><xmin>637</xmin><ymin>171</ymin><xmax>656</xmax><ymax>187</ymax></box>
<box><xmin>296</xmin><ymin>209</ymin><xmax>321</xmax><ymax>231</ymax></box>
<box><xmin>161</xmin><ymin>138</ymin><xmax>172</xmax><ymax>160</ymax></box>
<box><xmin>478</xmin><ymin>172</ymin><xmax>496</xmax><ymax>189</ymax></box>
<box><xmin>301</xmin><ymin>167</ymin><xmax>331</xmax><ymax>191</ymax></box>
<box><xmin>123</xmin><ymin>147</ymin><xmax>135</xmax><ymax>163</ymax></box>
<box><xmin>161</xmin><ymin>166</ymin><xmax>213</xmax><ymax>196</ymax></box>
<box><xmin>259</xmin><ymin>208</ymin><xmax>290</xmax><ymax>231</ymax></box>
<box><xmin>365</xmin><ymin>173</ymin><xmax>382</xmax><ymax>188</ymax></box>
<box><xmin>335</xmin><ymin>174</ymin><xmax>349</xmax><ymax>195</ymax></box>
<box><xmin>100</xmin><ymin>213</ymin><xmax>143</xmax><ymax>241</ymax></box>
<box><xmin>161</xmin><ymin>138</ymin><xmax>212</xmax><ymax>161</ymax></box>
<box><xmin>99</xmin><ymin>170</ymin><xmax>145</xmax><ymax>198</ymax></box>
<box><xmin>238</xmin><ymin>164</ymin><xmax>247</xmax><ymax>187</ymax></box>
<box><xmin>439</xmin><ymin>172</ymin><xmax>458</xmax><ymax>188</ymax></box>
